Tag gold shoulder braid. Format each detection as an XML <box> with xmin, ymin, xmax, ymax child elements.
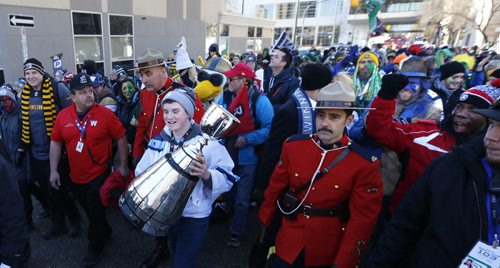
<box><xmin>20</xmin><ymin>77</ymin><xmax>57</xmax><ymax>144</ymax></box>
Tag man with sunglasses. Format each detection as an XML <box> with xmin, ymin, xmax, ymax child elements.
<box><xmin>220</xmin><ymin>63</ymin><xmax>274</xmax><ymax>248</ymax></box>
<box><xmin>263</xmin><ymin>47</ymin><xmax>300</xmax><ymax>112</ymax></box>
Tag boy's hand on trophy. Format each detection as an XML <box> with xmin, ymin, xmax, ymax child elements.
<box><xmin>191</xmin><ymin>155</ymin><xmax>211</xmax><ymax>180</ymax></box>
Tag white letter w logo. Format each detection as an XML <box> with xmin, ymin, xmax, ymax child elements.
<box><xmin>90</xmin><ymin>120</ymin><xmax>98</xmax><ymax>126</ymax></box>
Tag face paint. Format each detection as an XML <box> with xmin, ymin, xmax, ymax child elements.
<box><xmin>121</xmin><ymin>81</ymin><xmax>136</xmax><ymax>101</ymax></box>
<box><xmin>366</xmin><ymin>63</ymin><xmax>375</xmax><ymax>74</ymax></box>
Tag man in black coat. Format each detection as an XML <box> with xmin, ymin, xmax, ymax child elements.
<box><xmin>0</xmin><ymin>154</ymin><xmax>30</xmax><ymax>267</ymax></box>
<box><xmin>256</xmin><ymin>63</ymin><xmax>332</xmax><ymax>194</ymax></box>
<box><xmin>262</xmin><ymin>47</ymin><xmax>300</xmax><ymax>113</ymax></box>
<box><xmin>367</xmin><ymin>99</ymin><xmax>500</xmax><ymax>267</ymax></box>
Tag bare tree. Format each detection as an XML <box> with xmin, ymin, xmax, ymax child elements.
<box><xmin>420</xmin><ymin>0</ymin><xmax>500</xmax><ymax>45</ymax></box>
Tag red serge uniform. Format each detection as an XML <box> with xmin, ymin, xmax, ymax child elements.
<box><xmin>51</xmin><ymin>103</ymin><xmax>126</xmax><ymax>184</ymax></box>
<box><xmin>132</xmin><ymin>78</ymin><xmax>204</xmax><ymax>158</ymax></box>
<box><xmin>258</xmin><ymin>134</ymin><xmax>382</xmax><ymax>267</ymax></box>
<box><xmin>366</xmin><ymin>97</ymin><xmax>457</xmax><ymax>212</ymax></box>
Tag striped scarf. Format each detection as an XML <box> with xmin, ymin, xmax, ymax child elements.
<box><xmin>21</xmin><ymin>77</ymin><xmax>57</xmax><ymax>144</ymax></box>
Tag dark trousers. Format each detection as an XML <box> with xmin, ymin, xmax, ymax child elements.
<box><xmin>31</xmin><ymin>157</ymin><xmax>80</xmax><ymax>227</ymax></box>
<box><xmin>18</xmin><ymin>180</ymin><xmax>48</xmax><ymax>224</ymax></box>
<box><xmin>271</xmin><ymin>251</ymin><xmax>330</xmax><ymax>268</ymax></box>
<box><xmin>72</xmin><ymin>169</ymin><xmax>112</xmax><ymax>251</ymax></box>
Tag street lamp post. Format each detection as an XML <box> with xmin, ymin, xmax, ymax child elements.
<box><xmin>300</xmin><ymin>2</ymin><xmax>314</xmax><ymax>47</ymax></box>
<box><xmin>293</xmin><ymin>0</ymin><xmax>300</xmax><ymax>46</ymax></box>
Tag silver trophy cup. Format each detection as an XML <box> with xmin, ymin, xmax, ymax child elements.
<box><xmin>119</xmin><ymin>103</ymin><xmax>239</xmax><ymax>236</ymax></box>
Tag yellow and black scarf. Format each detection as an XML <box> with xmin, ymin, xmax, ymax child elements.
<box><xmin>20</xmin><ymin>77</ymin><xmax>57</xmax><ymax>144</ymax></box>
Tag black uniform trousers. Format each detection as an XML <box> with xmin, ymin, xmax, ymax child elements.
<box><xmin>71</xmin><ymin>168</ymin><xmax>112</xmax><ymax>252</ymax></box>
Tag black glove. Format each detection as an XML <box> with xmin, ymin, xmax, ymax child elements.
<box><xmin>377</xmin><ymin>74</ymin><xmax>409</xmax><ymax>100</ymax></box>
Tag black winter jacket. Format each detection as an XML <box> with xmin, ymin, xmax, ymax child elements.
<box><xmin>367</xmin><ymin>135</ymin><xmax>489</xmax><ymax>267</ymax></box>
<box><xmin>263</xmin><ymin>67</ymin><xmax>300</xmax><ymax>113</ymax></box>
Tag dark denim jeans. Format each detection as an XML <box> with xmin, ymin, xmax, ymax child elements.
<box><xmin>229</xmin><ymin>164</ymin><xmax>256</xmax><ymax>235</ymax></box>
<box><xmin>167</xmin><ymin>216</ymin><xmax>210</xmax><ymax>268</ymax></box>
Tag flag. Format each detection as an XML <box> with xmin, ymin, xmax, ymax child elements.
<box><xmin>367</xmin><ymin>0</ymin><xmax>385</xmax><ymax>34</ymax></box>
<box><xmin>370</xmin><ymin>17</ymin><xmax>386</xmax><ymax>37</ymax></box>
<box><xmin>272</xmin><ymin>31</ymin><xmax>294</xmax><ymax>51</ymax></box>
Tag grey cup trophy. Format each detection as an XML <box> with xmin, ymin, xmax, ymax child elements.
<box><xmin>119</xmin><ymin>103</ymin><xmax>239</xmax><ymax>236</ymax></box>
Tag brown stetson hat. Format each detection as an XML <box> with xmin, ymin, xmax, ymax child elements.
<box><xmin>130</xmin><ymin>48</ymin><xmax>167</xmax><ymax>71</ymax></box>
<box><xmin>313</xmin><ymin>81</ymin><xmax>373</xmax><ymax>110</ymax></box>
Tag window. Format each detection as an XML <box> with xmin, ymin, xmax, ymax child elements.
<box><xmin>109</xmin><ymin>14</ymin><xmax>134</xmax><ymax>71</ymax></box>
<box><xmin>274</xmin><ymin>27</ymin><xmax>292</xmax><ymax>41</ymax></box>
<box><xmin>297</xmin><ymin>26</ymin><xmax>315</xmax><ymax>46</ymax></box>
<box><xmin>277</xmin><ymin>3</ymin><xmax>295</xmax><ymax>19</ymax></box>
<box><xmin>72</xmin><ymin>12</ymin><xmax>104</xmax><ymax>72</ymax></box>
<box><xmin>248</xmin><ymin>27</ymin><xmax>255</xmax><ymax>38</ymax></box>
<box><xmin>221</xmin><ymin>24</ymin><xmax>229</xmax><ymax>37</ymax></box>
<box><xmin>256</xmin><ymin>27</ymin><xmax>263</xmax><ymax>38</ymax></box>
<box><xmin>298</xmin><ymin>1</ymin><xmax>316</xmax><ymax>18</ymax></box>
<box><xmin>317</xmin><ymin>26</ymin><xmax>333</xmax><ymax>46</ymax></box>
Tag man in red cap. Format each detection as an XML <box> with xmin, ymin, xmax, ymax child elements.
<box><xmin>219</xmin><ymin>63</ymin><xmax>274</xmax><ymax>247</ymax></box>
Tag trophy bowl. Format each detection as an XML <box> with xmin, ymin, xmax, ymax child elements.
<box><xmin>119</xmin><ymin>103</ymin><xmax>239</xmax><ymax>236</ymax></box>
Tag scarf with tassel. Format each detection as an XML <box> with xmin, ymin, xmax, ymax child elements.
<box><xmin>20</xmin><ymin>77</ymin><xmax>57</xmax><ymax>144</ymax></box>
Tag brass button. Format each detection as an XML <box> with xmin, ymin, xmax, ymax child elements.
<box><xmin>294</xmin><ymin>173</ymin><xmax>299</xmax><ymax>177</ymax></box>
<box><xmin>312</xmin><ymin>187</ymin><xmax>315</xmax><ymax>191</ymax></box>
<box><xmin>334</xmin><ymin>185</ymin><xmax>339</xmax><ymax>189</ymax></box>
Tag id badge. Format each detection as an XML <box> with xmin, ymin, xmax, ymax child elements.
<box><xmin>459</xmin><ymin>241</ymin><xmax>500</xmax><ymax>267</ymax></box>
<box><xmin>76</xmin><ymin>141</ymin><xmax>84</xmax><ymax>153</ymax></box>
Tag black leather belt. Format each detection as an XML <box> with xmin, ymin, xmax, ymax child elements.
<box><xmin>300</xmin><ymin>205</ymin><xmax>341</xmax><ymax>217</ymax></box>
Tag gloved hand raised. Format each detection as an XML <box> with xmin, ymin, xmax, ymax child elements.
<box><xmin>377</xmin><ymin>74</ymin><xmax>409</xmax><ymax>100</ymax></box>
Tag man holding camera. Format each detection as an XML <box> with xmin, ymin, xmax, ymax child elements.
<box><xmin>258</xmin><ymin>81</ymin><xmax>383</xmax><ymax>267</ymax></box>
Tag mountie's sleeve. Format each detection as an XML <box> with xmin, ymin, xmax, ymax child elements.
<box><xmin>334</xmin><ymin>159</ymin><xmax>383</xmax><ymax>268</ymax></box>
<box><xmin>258</xmin><ymin>142</ymin><xmax>291</xmax><ymax>226</ymax></box>
<box><xmin>202</xmin><ymin>140</ymin><xmax>238</xmax><ymax>201</ymax></box>
<box><xmin>132</xmin><ymin>91</ymin><xmax>147</xmax><ymax>158</ymax></box>
<box><xmin>365</xmin><ymin>96</ymin><xmax>413</xmax><ymax>155</ymax></box>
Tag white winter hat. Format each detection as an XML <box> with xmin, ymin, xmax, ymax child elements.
<box><xmin>175</xmin><ymin>36</ymin><xmax>193</xmax><ymax>71</ymax></box>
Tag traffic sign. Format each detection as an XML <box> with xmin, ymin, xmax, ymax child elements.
<box><xmin>9</xmin><ymin>14</ymin><xmax>34</xmax><ymax>28</ymax></box>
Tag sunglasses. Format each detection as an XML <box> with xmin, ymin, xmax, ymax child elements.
<box><xmin>198</xmin><ymin>70</ymin><xmax>224</xmax><ymax>87</ymax></box>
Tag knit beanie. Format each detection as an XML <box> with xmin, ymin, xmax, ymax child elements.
<box><xmin>301</xmin><ymin>64</ymin><xmax>332</xmax><ymax>91</ymax></box>
<box><xmin>440</xmin><ymin>61</ymin><xmax>466</xmax><ymax>81</ymax></box>
<box><xmin>357</xmin><ymin>52</ymin><xmax>379</xmax><ymax>67</ymax></box>
<box><xmin>458</xmin><ymin>85</ymin><xmax>500</xmax><ymax>109</ymax></box>
<box><xmin>162</xmin><ymin>88</ymin><xmax>196</xmax><ymax>118</ymax></box>
<box><xmin>23</xmin><ymin>58</ymin><xmax>45</xmax><ymax>75</ymax></box>
<box><xmin>0</xmin><ymin>84</ymin><xmax>16</xmax><ymax>101</ymax></box>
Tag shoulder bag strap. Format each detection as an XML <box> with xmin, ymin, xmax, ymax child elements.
<box><xmin>291</xmin><ymin>148</ymin><xmax>351</xmax><ymax>195</ymax></box>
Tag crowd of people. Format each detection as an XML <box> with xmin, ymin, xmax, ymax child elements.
<box><xmin>1</xmin><ymin>35</ymin><xmax>500</xmax><ymax>268</ymax></box>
